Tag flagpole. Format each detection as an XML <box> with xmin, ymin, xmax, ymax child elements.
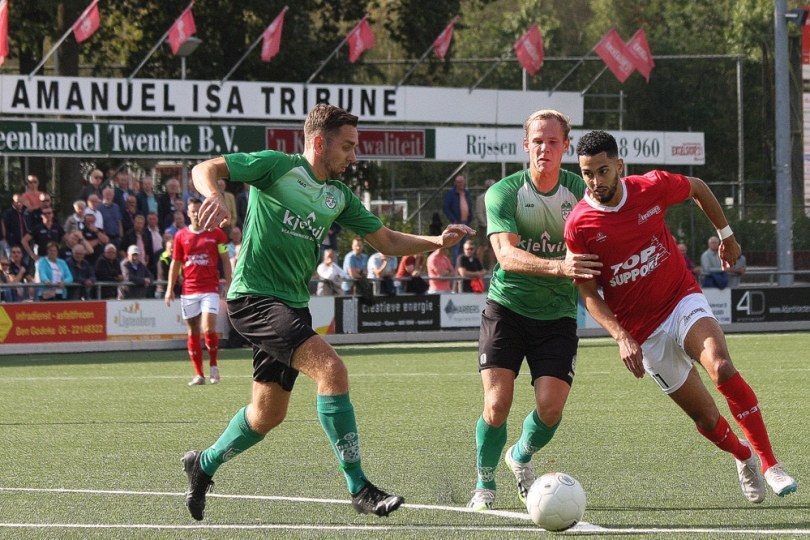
<box><xmin>306</xmin><ymin>14</ymin><xmax>367</xmax><ymax>84</ymax></box>
<box><xmin>29</xmin><ymin>0</ymin><xmax>99</xmax><ymax>78</ymax></box>
<box><xmin>395</xmin><ymin>45</ymin><xmax>434</xmax><ymax>88</ymax></box>
<box><xmin>547</xmin><ymin>43</ymin><xmax>597</xmax><ymax>96</ymax></box>
<box><xmin>579</xmin><ymin>65</ymin><xmax>607</xmax><ymax>95</ymax></box>
<box><xmin>128</xmin><ymin>0</ymin><xmax>194</xmax><ymax>82</ymax></box>
<box><xmin>222</xmin><ymin>6</ymin><xmax>288</xmax><ymax>85</ymax></box>
<box><xmin>468</xmin><ymin>47</ymin><xmax>511</xmax><ymax>92</ymax></box>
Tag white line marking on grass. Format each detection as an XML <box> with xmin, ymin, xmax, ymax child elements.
<box><xmin>1</xmin><ymin>487</ymin><xmax>808</xmax><ymax>535</ymax></box>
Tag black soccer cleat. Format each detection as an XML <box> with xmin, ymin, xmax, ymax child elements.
<box><xmin>351</xmin><ymin>482</ymin><xmax>404</xmax><ymax>517</ymax></box>
<box><xmin>181</xmin><ymin>450</ymin><xmax>214</xmax><ymax>521</ymax></box>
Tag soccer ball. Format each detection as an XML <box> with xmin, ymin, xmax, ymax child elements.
<box><xmin>525</xmin><ymin>472</ymin><xmax>586</xmax><ymax>531</ymax></box>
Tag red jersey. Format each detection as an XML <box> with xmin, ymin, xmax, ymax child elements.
<box><xmin>564</xmin><ymin>171</ymin><xmax>701</xmax><ymax>344</ymax></box>
<box><xmin>172</xmin><ymin>227</ymin><xmax>228</xmax><ymax>295</ymax></box>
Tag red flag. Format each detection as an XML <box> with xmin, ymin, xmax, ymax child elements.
<box><xmin>347</xmin><ymin>16</ymin><xmax>375</xmax><ymax>63</ymax></box>
<box><xmin>261</xmin><ymin>6</ymin><xmax>287</xmax><ymax>62</ymax></box>
<box><xmin>433</xmin><ymin>16</ymin><xmax>459</xmax><ymax>60</ymax></box>
<box><xmin>513</xmin><ymin>24</ymin><xmax>544</xmax><ymax>75</ymax></box>
<box><xmin>168</xmin><ymin>4</ymin><xmax>197</xmax><ymax>56</ymax></box>
<box><xmin>0</xmin><ymin>0</ymin><xmax>9</xmax><ymax>65</ymax></box>
<box><xmin>625</xmin><ymin>28</ymin><xmax>655</xmax><ymax>82</ymax></box>
<box><xmin>594</xmin><ymin>28</ymin><xmax>635</xmax><ymax>83</ymax></box>
<box><xmin>72</xmin><ymin>0</ymin><xmax>100</xmax><ymax>44</ymax></box>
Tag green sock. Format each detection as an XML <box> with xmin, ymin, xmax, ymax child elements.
<box><xmin>512</xmin><ymin>410</ymin><xmax>560</xmax><ymax>463</ymax></box>
<box><xmin>317</xmin><ymin>393</ymin><xmax>367</xmax><ymax>494</ymax></box>
<box><xmin>200</xmin><ymin>406</ymin><xmax>264</xmax><ymax>476</ymax></box>
<box><xmin>475</xmin><ymin>415</ymin><xmax>507</xmax><ymax>490</ymax></box>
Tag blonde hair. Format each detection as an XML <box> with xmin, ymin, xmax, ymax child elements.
<box><xmin>523</xmin><ymin>109</ymin><xmax>571</xmax><ymax>140</ymax></box>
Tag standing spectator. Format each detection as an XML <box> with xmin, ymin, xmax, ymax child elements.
<box><xmin>456</xmin><ymin>239</ymin><xmax>486</xmax><ymax>293</ymax></box>
<box><xmin>316</xmin><ymin>248</ymin><xmax>349</xmax><ymax>296</ymax></box>
<box><xmin>395</xmin><ymin>253</ymin><xmax>427</xmax><ymax>294</ymax></box>
<box><xmin>321</xmin><ymin>222</ymin><xmax>342</xmax><ymax>261</ymax></box>
<box><xmin>443</xmin><ymin>174</ymin><xmax>473</xmax><ymax>262</ymax></box>
<box><xmin>367</xmin><ymin>251</ymin><xmax>398</xmax><ymax>296</ymax></box>
<box><xmin>98</xmin><ymin>187</ymin><xmax>124</xmax><ymax>247</ymax></box>
<box><xmin>156</xmin><ymin>233</ymin><xmax>181</xmax><ymax>299</ymax></box>
<box><xmin>119</xmin><ymin>245</ymin><xmax>153</xmax><ymax>299</ymax></box>
<box><xmin>8</xmin><ymin>245</ymin><xmax>35</xmax><ymax>300</ymax></box>
<box><xmin>165</xmin><ymin>197</ymin><xmax>231</xmax><ymax>385</ymax></box>
<box><xmin>113</xmin><ymin>170</ymin><xmax>135</xmax><ymax>211</ymax></box>
<box><xmin>94</xmin><ymin>244</ymin><xmax>123</xmax><ymax>299</ymax></box>
<box><xmin>0</xmin><ymin>256</ymin><xmax>16</xmax><ymax>302</ymax></box>
<box><xmin>20</xmin><ymin>174</ymin><xmax>44</xmax><ymax>211</ymax></box>
<box><xmin>2</xmin><ymin>194</ymin><xmax>29</xmax><ymax>254</ymax></box>
<box><xmin>157</xmin><ymin>177</ymin><xmax>183</xmax><ymax>226</ymax></box>
<box><xmin>700</xmin><ymin>236</ymin><xmax>727</xmax><ymax>289</ymax></box>
<box><xmin>122</xmin><ymin>214</ymin><xmax>154</xmax><ymax>271</ymax></box>
<box><xmin>67</xmin><ymin>244</ymin><xmax>96</xmax><ymax>300</ymax></box>
<box><xmin>427</xmin><ymin>246</ymin><xmax>454</xmax><ymax>293</ymax></box>
<box><xmin>235</xmin><ymin>183</ymin><xmax>250</xmax><ymax>228</ymax></box>
<box><xmin>85</xmin><ymin>194</ymin><xmax>105</xmax><ymax>230</ymax></box>
<box><xmin>79</xmin><ymin>169</ymin><xmax>105</xmax><ymax>202</ymax></box>
<box><xmin>677</xmin><ymin>242</ymin><xmax>701</xmax><ymax>280</ymax></box>
<box><xmin>21</xmin><ymin>206</ymin><xmax>64</xmax><ymax>262</ymax></box>
<box><xmin>727</xmin><ymin>254</ymin><xmax>747</xmax><ymax>288</ymax></box>
<box><xmin>341</xmin><ymin>237</ymin><xmax>368</xmax><ymax>295</ymax></box>
<box><xmin>165</xmin><ymin>210</ymin><xmax>188</xmax><ymax>237</ymax></box>
<box><xmin>226</xmin><ymin>226</ymin><xmax>242</xmax><ymax>270</ymax></box>
<box><xmin>63</xmin><ymin>200</ymin><xmax>87</xmax><ymax>235</ymax></box>
<box><xmin>35</xmin><ymin>241</ymin><xmax>73</xmax><ymax>301</ymax></box>
<box><xmin>81</xmin><ymin>212</ymin><xmax>109</xmax><ymax>266</ymax></box>
<box><xmin>217</xmin><ymin>178</ymin><xmax>237</xmax><ymax>232</ymax></box>
<box><xmin>121</xmin><ymin>197</ymin><xmax>138</xmax><ymax>234</ymax></box>
<box><xmin>183</xmin><ymin>177</ymin><xmax>205</xmax><ymax>206</ymax></box>
<box><xmin>474</xmin><ymin>179</ymin><xmax>497</xmax><ymax>271</ymax></box>
<box><xmin>59</xmin><ymin>231</ymin><xmax>90</xmax><ymax>261</ymax></box>
<box><xmin>25</xmin><ymin>192</ymin><xmax>58</xmax><ymax>231</ymax></box>
<box><xmin>145</xmin><ymin>212</ymin><xmax>164</xmax><ymax>278</ymax></box>
<box><xmin>137</xmin><ymin>176</ymin><xmax>159</xmax><ymax>217</ymax></box>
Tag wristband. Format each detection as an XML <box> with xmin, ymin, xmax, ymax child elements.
<box><xmin>717</xmin><ymin>225</ymin><xmax>734</xmax><ymax>240</ymax></box>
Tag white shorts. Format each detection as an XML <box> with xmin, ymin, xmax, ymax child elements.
<box><xmin>640</xmin><ymin>293</ymin><xmax>715</xmax><ymax>395</ymax></box>
<box><xmin>181</xmin><ymin>292</ymin><xmax>220</xmax><ymax>320</ymax></box>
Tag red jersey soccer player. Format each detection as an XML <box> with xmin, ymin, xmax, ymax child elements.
<box><xmin>565</xmin><ymin>130</ymin><xmax>797</xmax><ymax>502</ymax></box>
<box><xmin>166</xmin><ymin>197</ymin><xmax>232</xmax><ymax>385</ymax></box>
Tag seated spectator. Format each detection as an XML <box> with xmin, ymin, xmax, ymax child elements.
<box><xmin>395</xmin><ymin>253</ymin><xmax>428</xmax><ymax>294</ymax></box>
<box><xmin>84</xmin><ymin>194</ymin><xmax>104</xmax><ymax>230</ymax></box>
<box><xmin>155</xmin><ymin>234</ymin><xmax>181</xmax><ymax>299</ymax></box>
<box><xmin>99</xmin><ymin>187</ymin><xmax>124</xmax><ymax>247</ymax></box>
<box><xmin>727</xmin><ymin>254</ymin><xmax>747</xmax><ymax>288</ymax></box>
<box><xmin>63</xmin><ymin>200</ymin><xmax>87</xmax><ymax>234</ymax></box>
<box><xmin>427</xmin><ymin>247</ymin><xmax>454</xmax><ymax>294</ymax></box>
<box><xmin>367</xmin><ymin>251</ymin><xmax>398</xmax><ymax>296</ymax></box>
<box><xmin>316</xmin><ymin>248</ymin><xmax>349</xmax><ymax>296</ymax></box>
<box><xmin>119</xmin><ymin>245</ymin><xmax>153</xmax><ymax>299</ymax></box>
<box><xmin>137</xmin><ymin>176</ymin><xmax>159</xmax><ymax>217</ymax></box>
<box><xmin>456</xmin><ymin>240</ymin><xmax>486</xmax><ymax>293</ymax></box>
<box><xmin>67</xmin><ymin>244</ymin><xmax>96</xmax><ymax>300</ymax></box>
<box><xmin>0</xmin><ymin>256</ymin><xmax>16</xmax><ymax>302</ymax></box>
<box><xmin>7</xmin><ymin>245</ymin><xmax>34</xmax><ymax>300</ymax></box>
<box><xmin>341</xmin><ymin>237</ymin><xmax>368</xmax><ymax>295</ymax></box>
<box><xmin>164</xmin><ymin>209</ymin><xmax>188</xmax><ymax>237</ymax></box>
<box><xmin>121</xmin><ymin>196</ymin><xmax>138</xmax><ymax>234</ymax></box>
<box><xmin>121</xmin><ymin>214</ymin><xmax>154</xmax><ymax>272</ymax></box>
<box><xmin>81</xmin><ymin>211</ymin><xmax>109</xmax><ymax>266</ymax></box>
<box><xmin>94</xmin><ymin>243</ymin><xmax>124</xmax><ymax>299</ymax></box>
<box><xmin>700</xmin><ymin>235</ymin><xmax>727</xmax><ymax>289</ymax></box>
<box><xmin>60</xmin><ymin>230</ymin><xmax>89</xmax><ymax>261</ymax></box>
<box><xmin>677</xmin><ymin>241</ymin><xmax>701</xmax><ymax>280</ymax></box>
<box><xmin>35</xmin><ymin>241</ymin><xmax>73</xmax><ymax>300</ymax></box>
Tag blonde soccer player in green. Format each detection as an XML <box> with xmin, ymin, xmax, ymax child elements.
<box><xmin>181</xmin><ymin>103</ymin><xmax>473</xmax><ymax>521</ymax></box>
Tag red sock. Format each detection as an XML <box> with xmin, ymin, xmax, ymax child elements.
<box><xmin>204</xmin><ymin>331</ymin><xmax>219</xmax><ymax>367</ymax></box>
<box><xmin>717</xmin><ymin>372</ymin><xmax>777</xmax><ymax>470</ymax></box>
<box><xmin>187</xmin><ymin>335</ymin><xmax>204</xmax><ymax>376</ymax></box>
<box><xmin>696</xmin><ymin>415</ymin><xmax>750</xmax><ymax>461</ymax></box>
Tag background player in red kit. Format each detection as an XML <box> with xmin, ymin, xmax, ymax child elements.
<box><xmin>565</xmin><ymin>130</ymin><xmax>797</xmax><ymax>503</ymax></box>
<box><xmin>166</xmin><ymin>197</ymin><xmax>232</xmax><ymax>385</ymax></box>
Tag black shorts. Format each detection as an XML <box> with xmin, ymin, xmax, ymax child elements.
<box><xmin>227</xmin><ymin>295</ymin><xmax>317</xmax><ymax>392</ymax></box>
<box><xmin>478</xmin><ymin>299</ymin><xmax>578</xmax><ymax>385</ymax></box>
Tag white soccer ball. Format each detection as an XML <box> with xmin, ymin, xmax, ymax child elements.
<box><xmin>526</xmin><ymin>472</ymin><xmax>586</xmax><ymax>531</ymax></box>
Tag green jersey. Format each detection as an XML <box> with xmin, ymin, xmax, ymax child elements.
<box><xmin>485</xmin><ymin>168</ymin><xmax>586</xmax><ymax>320</ymax></box>
<box><xmin>224</xmin><ymin>150</ymin><xmax>383</xmax><ymax>307</ymax></box>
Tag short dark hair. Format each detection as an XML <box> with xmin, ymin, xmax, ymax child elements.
<box><xmin>187</xmin><ymin>197</ymin><xmax>202</xmax><ymax>206</ymax></box>
<box><xmin>304</xmin><ymin>103</ymin><xmax>358</xmax><ymax>142</ymax></box>
<box><xmin>576</xmin><ymin>130</ymin><xmax>619</xmax><ymax>158</ymax></box>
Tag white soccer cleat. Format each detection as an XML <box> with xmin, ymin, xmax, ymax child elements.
<box><xmin>764</xmin><ymin>464</ymin><xmax>798</xmax><ymax>497</ymax></box>
<box><xmin>467</xmin><ymin>489</ymin><xmax>496</xmax><ymax>511</ymax></box>
<box><xmin>504</xmin><ymin>444</ymin><xmax>537</xmax><ymax>505</ymax></box>
<box><xmin>188</xmin><ymin>375</ymin><xmax>205</xmax><ymax>386</ymax></box>
<box><xmin>210</xmin><ymin>366</ymin><xmax>220</xmax><ymax>384</ymax></box>
<box><xmin>735</xmin><ymin>440</ymin><xmax>765</xmax><ymax>503</ymax></box>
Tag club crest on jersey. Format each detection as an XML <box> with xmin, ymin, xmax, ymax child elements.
<box><xmin>561</xmin><ymin>201</ymin><xmax>573</xmax><ymax>220</ymax></box>
<box><xmin>324</xmin><ymin>194</ymin><xmax>337</xmax><ymax>209</ymax></box>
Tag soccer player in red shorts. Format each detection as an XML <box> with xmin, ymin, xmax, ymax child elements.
<box><xmin>165</xmin><ymin>197</ymin><xmax>232</xmax><ymax>385</ymax></box>
<box><xmin>565</xmin><ymin>130</ymin><xmax>797</xmax><ymax>502</ymax></box>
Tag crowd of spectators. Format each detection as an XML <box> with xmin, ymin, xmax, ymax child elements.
<box><xmin>0</xmin><ymin>169</ymin><xmax>242</xmax><ymax>302</ymax></box>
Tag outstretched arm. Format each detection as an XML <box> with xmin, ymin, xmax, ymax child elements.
<box><xmin>363</xmin><ymin>223</ymin><xmax>475</xmax><ymax>256</ymax></box>
<box><xmin>490</xmin><ymin>232</ymin><xmax>601</xmax><ymax>279</ymax></box>
<box><xmin>688</xmin><ymin>177</ymin><xmax>741</xmax><ymax>269</ymax></box>
<box><xmin>577</xmin><ymin>279</ymin><xmax>644</xmax><ymax>379</ymax></box>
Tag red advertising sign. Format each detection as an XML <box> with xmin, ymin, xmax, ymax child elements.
<box><xmin>0</xmin><ymin>301</ymin><xmax>106</xmax><ymax>344</ymax></box>
<box><xmin>266</xmin><ymin>128</ymin><xmax>427</xmax><ymax>158</ymax></box>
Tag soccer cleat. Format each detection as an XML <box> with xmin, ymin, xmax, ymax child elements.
<box><xmin>735</xmin><ymin>440</ymin><xmax>766</xmax><ymax>503</ymax></box>
<box><xmin>209</xmin><ymin>366</ymin><xmax>220</xmax><ymax>384</ymax></box>
<box><xmin>182</xmin><ymin>450</ymin><xmax>214</xmax><ymax>520</ymax></box>
<box><xmin>351</xmin><ymin>482</ymin><xmax>404</xmax><ymax>517</ymax></box>
<box><xmin>188</xmin><ymin>375</ymin><xmax>205</xmax><ymax>386</ymax></box>
<box><xmin>504</xmin><ymin>445</ymin><xmax>536</xmax><ymax>505</ymax></box>
<box><xmin>466</xmin><ymin>488</ymin><xmax>496</xmax><ymax>511</ymax></box>
<box><xmin>764</xmin><ymin>464</ymin><xmax>798</xmax><ymax>497</ymax></box>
